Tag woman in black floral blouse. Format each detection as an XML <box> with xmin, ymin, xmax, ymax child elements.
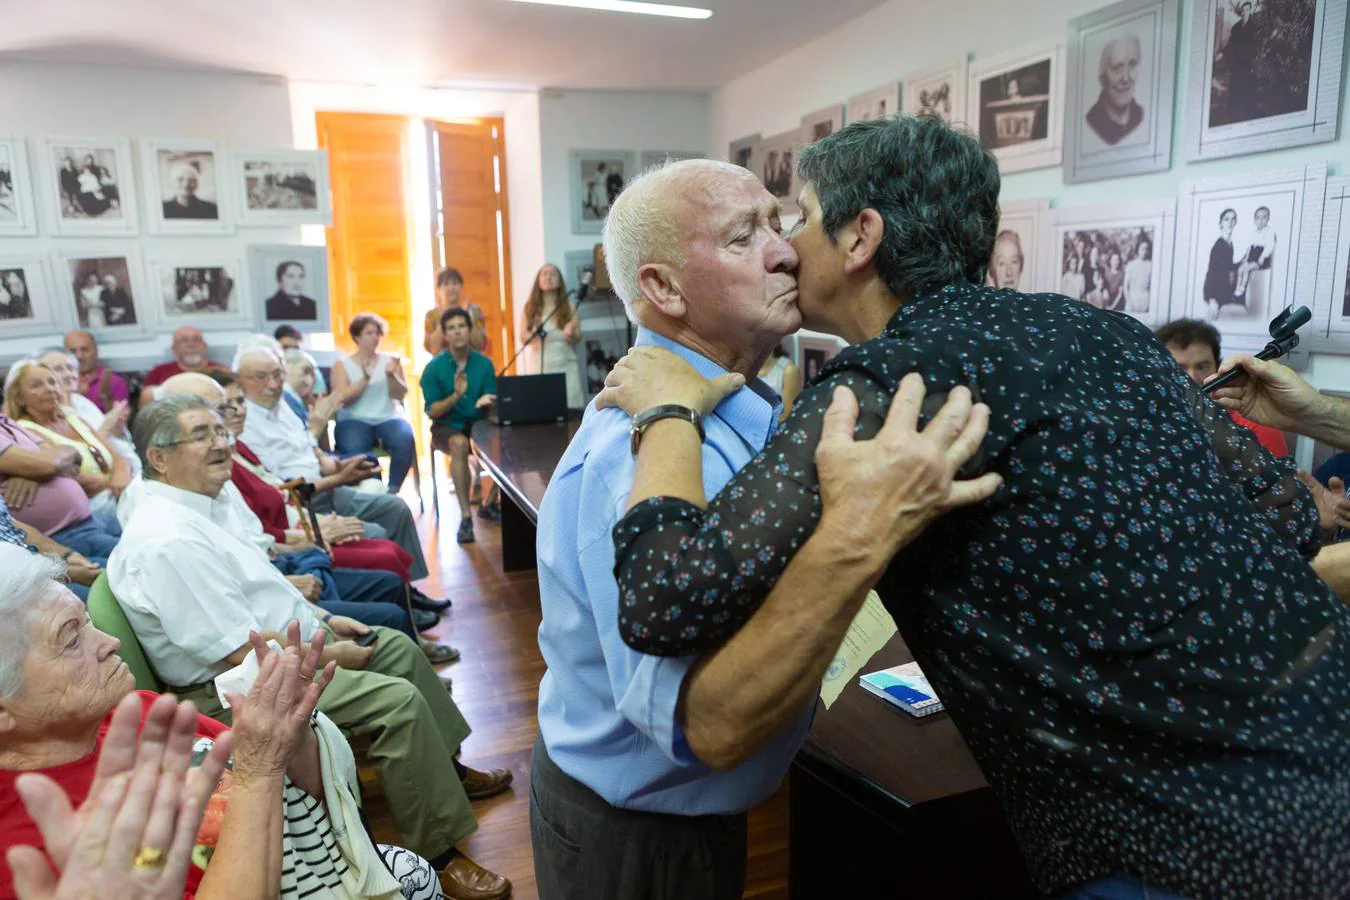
<box><xmin>598</xmin><ymin>115</ymin><xmax>1350</xmax><ymax>900</ymax></box>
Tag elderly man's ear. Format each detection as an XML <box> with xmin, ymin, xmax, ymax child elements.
<box><xmin>839</xmin><ymin>208</ymin><xmax>885</xmax><ymax>276</ymax></box>
<box><xmin>636</xmin><ymin>263</ymin><xmax>687</xmax><ymax>320</ymax></box>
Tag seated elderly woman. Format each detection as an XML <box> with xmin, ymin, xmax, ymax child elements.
<box><xmin>284</xmin><ymin>347</ymin><xmax>341</xmax><ymax>447</ymax></box>
<box><xmin>329</xmin><ymin>314</ymin><xmax>416</xmax><ymax>494</ymax></box>
<box><xmin>34</xmin><ymin>349</ymin><xmax>137</xmax><ymax>478</ymax></box>
<box><xmin>5</xmin><ymin>360</ymin><xmax>130</xmax><ymax>536</ymax></box>
<box><xmin>0</xmin><ymin>545</ymin><xmax>448</xmax><ymax>899</ymax></box>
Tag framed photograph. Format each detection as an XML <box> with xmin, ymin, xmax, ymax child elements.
<box><xmin>969</xmin><ymin>42</ymin><xmax>1066</xmax><ymax>173</ymax></box>
<box><xmin>0</xmin><ymin>138</ymin><xmax>38</xmax><ymax>237</ymax></box>
<box><xmin>640</xmin><ymin>150</ymin><xmax>704</xmax><ymax>169</ymax></box>
<box><xmin>1308</xmin><ymin>176</ymin><xmax>1350</xmax><ymax>347</ymax></box>
<box><xmin>1043</xmin><ymin>200</ymin><xmax>1175</xmax><ymax>326</ymax></box>
<box><xmin>1172</xmin><ymin>163</ymin><xmax>1326</xmax><ymax>352</ymax></box>
<box><xmin>233</xmin><ymin>150</ymin><xmax>331</xmax><ymax>226</ymax></box>
<box><xmin>569</xmin><ymin>150</ymin><xmax>635</xmax><ymax>235</ymax></box>
<box><xmin>903</xmin><ymin>60</ymin><xmax>968</xmax><ymax>124</ymax></box>
<box><xmin>728</xmin><ymin>133</ymin><xmax>760</xmax><ymax>170</ymax></box>
<box><xmin>0</xmin><ymin>256</ymin><xmax>66</xmax><ymax>339</ymax></box>
<box><xmin>563</xmin><ymin>248</ymin><xmax>594</xmax><ymax>292</ymax></box>
<box><xmin>756</xmin><ymin>130</ymin><xmax>801</xmax><ymax>216</ymax></box>
<box><xmin>849</xmin><ymin>82</ymin><xmax>901</xmax><ymax>123</ymax></box>
<box><xmin>141</xmin><ymin>139</ymin><xmax>231</xmax><ymax>234</ymax></box>
<box><xmin>800</xmin><ymin>105</ymin><xmax>846</xmax><ymax>144</ymax></box>
<box><xmin>42</xmin><ymin>137</ymin><xmax>138</xmax><ymax>236</ymax></box>
<box><xmin>1064</xmin><ymin>0</ymin><xmax>1180</xmax><ymax>183</ymax></box>
<box><xmin>249</xmin><ymin>244</ymin><xmax>330</xmax><ymax>332</ymax></box>
<box><xmin>144</xmin><ymin>256</ymin><xmax>252</xmax><ymax>331</ymax></box>
<box><xmin>58</xmin><ymin>250</ymin><xmax>146</xmax><ymax>341</ymax></box>
<box><xmin>797</xmin><ymin>333</ymin><xmax>844</xmax><ymax>383</ymax></box>
<box><xmin>1185</xmin><ymin>0</ymin><xmax>1346</xmax><ymax>161</ymax></box>
<box><xmin>988</xmin><ymin>198</ymin><xmax>1049</xmax><ymax>293</ymax></box>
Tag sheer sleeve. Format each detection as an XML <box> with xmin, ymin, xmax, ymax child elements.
<box><xmin>612</xmin><ymin>359</ymin><xmax>900</xmax><ymax>657</ymax></box>
<box><xmin>1182</xmin><ymin>374</ymin><xmax>1322</xmax><ymax>558</ymax></box>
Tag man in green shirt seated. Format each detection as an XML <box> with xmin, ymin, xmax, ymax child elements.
<box><xmin>422</xmin><ymin>307</ymin><xmax>498</xmax><ymax>544</ymax></box>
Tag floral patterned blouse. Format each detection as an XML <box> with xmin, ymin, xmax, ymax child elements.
<box><xmin>612</xmin><ymin>281</ymin><xmax>1350</xmax><ymax>898</ymax></box>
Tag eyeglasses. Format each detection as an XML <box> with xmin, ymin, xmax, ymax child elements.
<box><xmin>161</xmin><ymin>426</ymin><xmax>232</xmax><ymax>449</ymax></box>
<box><xmin>239</xmin><ymin>369</ymin><xmax>285</xmax><ymax>384</ymax></box>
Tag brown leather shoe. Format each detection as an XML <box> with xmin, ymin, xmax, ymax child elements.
<box><xmin>461</xmin><ymin>766</ymin><xmax>514</xmax><ymax>800</ymax></box>
<box><xmin>438</xmin><ymin>855</ymin><xmax>511</xmax><ymax>900</ymax></box>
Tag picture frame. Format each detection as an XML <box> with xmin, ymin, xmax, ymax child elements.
<box><xmin>728</xmin><ymin>133</ymin><xmax>761</xmax><ymax>171</ymax></box>
<box><xmin>988</xmin><ymin>198</ymin><xmax>1049</xmax><ymax>293</ymax></box>
<box><xmin>903</xmin><ymin>60</ymin><xmax>968</xmax><ymax>125</ymax></box>
<box><xmin>969</xmin><ymin>42</ymin><xmax>1066</xmax><ymax>174</ymax></box>
<box><xmin>140</xmin><ymin>138</ymin><xmax>232</xmax><ymax>235</ymax></box>
<box><xmin>797</xmin><ymin>332</ymin><xmax>844</xmax><ymax>383</ymax></box>
<box><xmin>143</xmin><ymin>255</ymin><xmax>253</xmax><ymax>331</ymax></box>
<box><xmin>1308</xmin><ymin>175</ymin><xmax>1350</xmax><ymax>347</ymax></box>
<box><xmin>756</xmin><ymin>130</ymin><xmax>801</xmax><ymax>217</ymax></box>
<box><xmin>1184</xmin><ymin>0</ymin><xmax>1346</xmax><ymax>162</ymax></box>
<box><xmin>848</xmin><ymin>82</ymin><xmax>902</xmax><ymax>123</ymax></box>
<box><xmin>0</xmin><ymin>138</ymin><xmax>39</xmax><ymax>237</ymax></box>
<box><xmin>1042</xmin><ymin>199</ymin><xmax>1176</xmax><ymax>326</ymax></box>
<box><xmin>249</xmin><ymin>243</ymin><xmax>331</xmax><ymax>333</ymax></box>
<box><xmin>57</xmin><ymin>248</ymin><xmax>147</xmax><ymax>341</ymax></box>
<box><xmin>1063</xmin><ymin>0</ymin><xmax>1180</xmax><ymax>183</ymax></box>
<box><xmin>800</xmin><ymin>105</ymin><xmax>846</xmax><ymax>144</ymax></box>
<box><xmin>0</xmin><ymin>255</ymin><xmax>67</xmax><ymax>339</ymax></box>
<box><xmin>233</xmin><ymin>149</ymin><xmax>331</xmax><ymax>226</ymax></box>
<box><xmin>569</xmin><ymin>150</ymin><xmax>635</xmax><ymax>235</ymax></box>
<box><xmin>563</xmin><ymin>248</ymin><xmax>594</xmax><ymax>293</ymax></box>
<box><xmin>1171</xmin><ymin>162</ymin><xmax>1326</xmax><ymax>353</ymax></box>
<box><xmin>42</xmin><ymin>137</ymin><xmax>139</xmax><ymax>236</ymax></box>
<box><xmin>640</xmin><ymin>150</ymin><xmax>704</xmax><ymax>169</ymax></box>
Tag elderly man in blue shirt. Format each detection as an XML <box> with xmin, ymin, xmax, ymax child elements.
<box><xmin>532</xmin><ymin>159</ymin><xmax>810</xmax><ymax>899</ymax></box>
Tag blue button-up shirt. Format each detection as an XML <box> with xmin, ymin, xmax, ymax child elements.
<box><xmin>535</xmin><ymin>328</ymin><xmax>814</xmax><ymax>815</ymax></box>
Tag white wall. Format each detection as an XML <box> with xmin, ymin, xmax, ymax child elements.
<box><xmin>710</xmin><ymin>0</ymin><xmax>1350</xmax><ymax>395</ymax></box>
<box><xmin>0</xmin><ymin>61</ymin><xmax>299</xmax><ymax>367</ymax></box>
<box><xmin>287</xmin><ymin>80</ymin><xmax>545</xmax><ymax>365</ymax></box>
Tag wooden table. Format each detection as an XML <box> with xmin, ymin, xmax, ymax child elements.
<box><xmin>470</xmin><ymin>419</ymin><xmax>580</xmax><ymax>571</ymax></box>
<box><xmin>790</xmin><ymin>634</ymin><xmax>1035</xmax><ymax>898</ymax></box>
<box><xmin>470</xmin><ymin>417</ymin><xmax>1034</xmax><ymax>895</ymax></box>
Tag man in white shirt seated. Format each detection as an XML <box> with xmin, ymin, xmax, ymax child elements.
<box><xmin>107</xmin><ymin>393</ymin><xmax>514</xmax><ymax>900</ymax></box>
<box><xmin>233</xmin><ymin>346</ymin><xmax>431</xmax><ymax>582</ymax></box>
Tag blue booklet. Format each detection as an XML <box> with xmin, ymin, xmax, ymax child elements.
<box><xmin>859</xmin><ymin>662</ymin><xmax>943</xmax><ymax>717</ymax></box>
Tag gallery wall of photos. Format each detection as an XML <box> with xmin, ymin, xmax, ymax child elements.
<box><xmin>0</xmin><ymin>136</ymin><xmax>333</xmax><ymax>344</ymax></box>
<box><xmin>726</xmin><ymin>0</ymin><xmax>1350</xmax><ymax>362</ymax></box>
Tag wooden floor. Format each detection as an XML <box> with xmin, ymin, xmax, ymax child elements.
<box><xmin>361</xmin><ymin>472</ymin><xmax>790</xmax><ymax>899</ymax></box>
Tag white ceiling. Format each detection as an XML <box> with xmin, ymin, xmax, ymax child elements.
<box><xmin>2</xmin><ymin>0</ymin><xmax>893</xmax><ymax>91</ymax></box>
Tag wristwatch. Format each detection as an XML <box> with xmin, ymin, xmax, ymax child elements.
<box><xmin>630</xmin><ymin>405</ymin><xmax>704</xmax><ymax>456</ymax></box>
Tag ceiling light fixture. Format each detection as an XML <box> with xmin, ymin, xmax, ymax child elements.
<box><xmin>509</xmin><ymin>0</ymin><xmax>712</xmax><ymax>20</ymax></box>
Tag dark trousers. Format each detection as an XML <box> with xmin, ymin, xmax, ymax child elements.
<box><xmin>529</xmin><ymin>736</ymin><xmax>747</xmax><ymax>900</ymax></box>
<box><xmin>335</xmin><ymin>417</ymin><xmax>416</xmax><ymax>492</ymax></box>
<box><xmin>271</xmin><ymin>549</ymin><xmax>413</xmax><ymax>637</ymax></box>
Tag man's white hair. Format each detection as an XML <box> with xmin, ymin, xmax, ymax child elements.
<box><xmin>231</xmin><ymin>335</ymin><xmax>285</xmax><ymax>373</ymax></box>
<box><xmin>159</xmin><ymin>371</ymin><xmax>224</xmax><ymax>404</ymax></box>
<box><xmin>0</xmin><ymin>545</ymin><xmax>67</xmax><ymax>700</ymax></box>
<box><xmin>1099</xmin><ymin>32</ymin><xmax>1143</xmax><ymax>81</ymax></box>
<box><xmin>602</xmin><ymin>158</ymin><xmax>752</xmax><ymax>320</ymax></box>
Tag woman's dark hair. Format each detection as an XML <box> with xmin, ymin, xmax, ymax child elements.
<box><xmin>440</xmin><ymin>307</ymin><xmax>473</xmax><ymax>331</ymax></box>
<box><xmin>797</xmin><ymin>115</ymin><xmax>1001</xmax><ymax>299</ymax></box>
<box><xmin>436</xmin><ymin>267</ymin><xmax>464</xmax><ymax>288</ymax></box>
<box><xmin>273</xmin><ymin>324</ymin><xmax>302</xmax><ymax>342</ymax></box>
<box><xmin>348</xmin><ymin>311</ymin><xmax>388</xmax><ymax>342</ymax></box>
<box><xmin>206</xmin><ymin>369</ymin><xmax>237</xmax><ymax>389</ymax></box>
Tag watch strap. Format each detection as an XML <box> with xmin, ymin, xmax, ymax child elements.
<box><xmin>630</xmin><ymin>405</ymin><xmax>703</xmax><ymax>456</ymax></box>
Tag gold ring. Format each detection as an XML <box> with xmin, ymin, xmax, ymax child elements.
<box><xmin>132</xmin><ymin>847</ymin><xmax>166</xmax><ymax>870</ymax></box>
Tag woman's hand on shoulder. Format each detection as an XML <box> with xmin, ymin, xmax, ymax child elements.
<box><xmin>595</xmin><ymin>347</ymin><xmax>744</xmax><ymax>417</ymax></box>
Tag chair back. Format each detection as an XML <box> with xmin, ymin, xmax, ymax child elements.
<box><xmin>86</xmin><ymin>573</ymin><xmax>164</xmax><ymax>693</ymax></box>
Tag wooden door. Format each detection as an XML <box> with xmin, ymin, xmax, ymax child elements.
<box><xmin>429</xmin><ymin>119</ymin><xmax>514</xmax><ymax>370</ymax></box>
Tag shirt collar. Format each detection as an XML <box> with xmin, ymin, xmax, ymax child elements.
<box><xmin>245</xmin><ymin>397</ymin><xmax>282</xmax><ymax>421</ymax></box>
<box><xmin>634</xmin><ymin>327</ymin><xmax>782</xmax><ymax>448</ymax></box>
<box><xmin>142</xmin><ymin>479</ymin><xmax>217</xmax><ymax>519</ymax></box>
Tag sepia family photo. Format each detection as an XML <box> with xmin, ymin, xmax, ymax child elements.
<box><xmin>46</xmin><ymin>138</ymin><xmax>138</xmax><ymax>235</ymax></box>
<box><xmin>756</xmin><ymin>130</ymin><xmax>800</xmax><ymax>215</ymax></box>
<box><xmin>969</xmin><ymin>43</ymin><xmax>1065</xmax><ymax>172</ymax></box>
<box><xmin>234</xmin><ymin>150</ymin><xmax>331</xmax><ymax>226</ymax></box>
<box><xmin>0</xmin><ymin>138</ymin><xmax>37</xmax><ymax>236</ymax></box>
<box><xmin>146</xmin><ymin>259</ymin><xmax>248</xmax><ymax>329</ymax></box>
<box><xmin>800</xmin><ymin>105</ymin><xmax>845</xmax><ymax>143</ymax></box>
<box><xmin>903</xmin><ymin>60</ymin><xmax>967</xmax><ymax>124</ymax></box>
<box><xmin>569</xmin><ymin>150</ymin><xmax>633</xmax><ymax>234</ymax></box>
<box><xmin>1064</xmin><ymin>0</ymin><xmax>1179</xmax><ymax>183</ymax></box>
<box><xmin>848</xmin><ymin>83</ymin><xmax>900</xmax><ymax>123</ymax></box>
<box><xmin>0</xmin><ymin>257</ymin><xmax>63</xmax><ymax>339</ymax></box>
<box><xmin>728</xmin><ymin>134</ymin><xmax>760</xmax><ymax>171</ymax></box>
<box><xmin>1047</xmin><ymin>200</ymin><xmax>1174</xmax><ymax>325</ymax></box>
<box><xmin>65</xmin><ymin>254</ymin><xmax>140</xmax><ymax>336</ymax></box>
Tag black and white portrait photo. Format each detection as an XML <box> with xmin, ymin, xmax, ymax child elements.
<box><xmin>904</xmin><ymin>61</ymin><xmax>967</xmax><ymax>124</ymax></box>
<box><xmin>1058</xmin><ymin>227</ymin><xmax>1157</xmax><ymax>313</ymax></box>
<box><xmin>728</xmin><ymin>134</ymin><xmax>759</xmax><ymax>171</ymax></box>
<box><xmin>65</xmin><ymin>256</ymin><xmax>139</xmax><ymax>333</ymax></box>
<box><xmin>45</xmin><ymin>138</ymin><xmax>138</xmax><ymax>235</ymax></box>
<box><xmin>233</xmin><ymin>150</ymin><xmax>331</xmax><ymax>226</ymax></box>
<box><xmin>0</xmin><ymin>268</ymin><xmax>34</xmax><ymax>321</ymax></box>
<box><xmin>756</xmin><ymin>130</ymin><xmax>800</xmax><ymax>215</ymax></box>
<box><xmin>0</xmin><ymin>139</ymin><xmax>36</xmax><ymax>236</ymax></box>
<box><xmin>569</xmin><ymin>150</ymin><xmax>634</xmax><ymax>235</ymax></box>
<box><xmin>978</xmin><ymin>60</ymin><xmax>1053</xmax><ymax>149</ymax></box>
<box><xmin>849</xmin><ymin>83</ymin><xmax>900</xmax><ymax>123</ymax></box>
<box><xmin>143</xmin><ymin>141</ymin><xmax>230</xmax><ymax>233</ymax></box>
<box><xmin>1186</xmin><ymin>0</ymin><xmax>1345</xmax><ymax>160</ymax></box>
<box><xmin>1065</xmin><ymin>0</ymin><xmax>1179</xmax><ymax>183</ymax></box>
<box><xmin>986</xmin><ymin>199</ymin><xmax>1047</xmax><ymax>292</ymax></box>
<box><xmin>249</xmin><ymin>244</ymin><xmax>330</xmax><ymax>331</ymax></box>
<box><xmin>1176</xmin><ymin>166</ymin><xmax>1324</xmax><ymax>346</ymax></box>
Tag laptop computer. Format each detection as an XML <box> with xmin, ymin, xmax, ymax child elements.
<box><xmin>491</xmin><ymin>373</ymin><xmax>568</xmax><ymax>426</ymax></box>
